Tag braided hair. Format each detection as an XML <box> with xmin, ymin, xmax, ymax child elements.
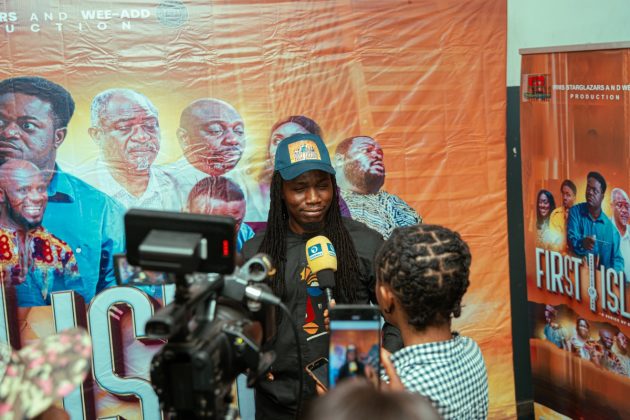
<box><xmin>375</xmin><ymin>224</ymin><xmax>471</xmax><ymax>330</ymax></box>
<box><xmin>257</xmin><ymin>171</ymin><xmax>361</xmax><ymax>303</ymax></box>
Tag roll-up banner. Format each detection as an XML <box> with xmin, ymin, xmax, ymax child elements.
<box><xmin>521</xmin><ymin>42</ymin><xmax>630</xmax><ymax>418</ymax></box>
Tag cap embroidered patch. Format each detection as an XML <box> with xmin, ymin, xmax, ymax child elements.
<box><xmin>288</xmin><ymin>140</ymin><xmax>321</xmax><ymax>163</ymax></box>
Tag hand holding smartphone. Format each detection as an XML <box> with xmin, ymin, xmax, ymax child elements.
<box><xmin>305</xmin><ymin>357</ymin><xmax>329</xmax><ymax>391</ymax></box>
<box><xmin>328</xmin><ymin>304</ymin><xmax>381</xmax><ymax>389</ymax></box>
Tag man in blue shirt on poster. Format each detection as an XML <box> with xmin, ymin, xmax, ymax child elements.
<box><xmin>567</xmin><ymin>171</ymin><xmax>624</xmax><ymax>273</ymax></box>
<box><xmin>0</xmin><ymin>76</ymin><xmax>125</xmax><ymax>306</ymax></box>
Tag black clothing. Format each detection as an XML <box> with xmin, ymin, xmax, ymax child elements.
<box><xmin>242</xmin><ymin>218</ymin><xmax>402</xmax><ymax>420</ymax></box>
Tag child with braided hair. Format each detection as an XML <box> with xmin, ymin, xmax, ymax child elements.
<box><xmin>376</xmin><ymin>224</ymin><xmax>489</xmax><ymax>419</ymax></box>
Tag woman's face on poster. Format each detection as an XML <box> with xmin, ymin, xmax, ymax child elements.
<box><xmin>268</xmin><ymin>121</ymin><xmax>309</xmax><ymax>161</ymax></box>
<box><xmin>538</xmin><ymin>193</ymin><xmax>551</xmax><ymax>218</ymax></box>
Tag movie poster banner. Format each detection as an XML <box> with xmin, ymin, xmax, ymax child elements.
<box><xmin>0</xmin><ymin>0</ymin><xmax>511</xmax><ymax>418</ymax></box>
<box><xmin>521</xmin><ymin>44</ymin><xmax>630</xmax><ymax>418</ymax></box>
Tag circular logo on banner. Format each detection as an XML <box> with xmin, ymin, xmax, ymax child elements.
<box><xmin>156</xmin><ymin>0</ymin><xmax>189</xmax><ymax>28</ymax></box>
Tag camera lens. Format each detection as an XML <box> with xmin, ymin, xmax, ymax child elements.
<box><xmin>244</xmin><ymin>258</ymin><xmax>268</xmax><ymax>282</ymax></box>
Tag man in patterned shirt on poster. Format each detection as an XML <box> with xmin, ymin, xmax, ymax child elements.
<box><xmin>613</xmin><ymin>331</ymin><xmax>630</xmax><ymax>376</ymax></box>
<box><xmin>591</xmin><ymin>328</ymin><xmax>627</xmax><ymax>376</ymax></box>
<box><xmin>0</xmin><ymin>159</ymin><xmax>81</xmax><ymax>307</ymax></box>
<box><xmin>0</xmin><ymin>76</ymin><xmax>124</xmax><ymax>307</ymax></box>
<box><xmin>334</xmin><ymin>135</ymin><xmax>421</xmax><ymax>239</ymax></box>
<box><xmin>375</xmin><ymin>224</ymin><xmax>488</xmax><ymax>418</ymax></box>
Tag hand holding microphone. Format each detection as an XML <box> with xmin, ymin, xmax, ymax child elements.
<box><xmin>305</xmin><ymin>235</ymin><xmax>337</xmax><ymax>304</ymax></box>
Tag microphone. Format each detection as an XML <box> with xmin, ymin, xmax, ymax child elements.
<box><xmin>305</xmin><ymin>235</ymin><xmax>337</xmax><ymax>304</ymax></box>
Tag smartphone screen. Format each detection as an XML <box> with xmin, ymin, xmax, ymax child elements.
<box><xmin>328</xmin><ymin>305</ymin><xmax>381</xmax><ymax>389</ymax></box>
<box><xmin>113</xmin><ymin>254</ymin><xmax>171</xmax><ymax>300</ymax></box>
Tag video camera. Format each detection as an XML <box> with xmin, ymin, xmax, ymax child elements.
<box><xmin>122</xmin><ymin>209</ymin><xmax>278</xmax><ymax>419</ymax></box>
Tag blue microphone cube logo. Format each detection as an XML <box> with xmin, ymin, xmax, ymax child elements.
<box><xmin>326</xmin><ymin>243</ymin><xmax>336</xmax><ymax>257</ymax></box>
<box><xmin>308</xmin><ymin>244</ymin><xmax>324</xmax><ymax>259</ymax></box>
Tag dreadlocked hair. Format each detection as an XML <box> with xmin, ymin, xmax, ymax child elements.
<box><xmin>375</xmin><ymin>224</ymin><xmax>471</xmax><ymax>331</ymax></box>
<box><xmin>257</xmin><ymin>171</ymin><xmax>361</xmax><ymax>303</ymax></box>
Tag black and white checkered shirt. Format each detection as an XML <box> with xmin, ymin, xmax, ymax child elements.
<box><xmin>391</xmin><ymin>332</ymin><xmax>489</xmax><ymax>419</ymax></box>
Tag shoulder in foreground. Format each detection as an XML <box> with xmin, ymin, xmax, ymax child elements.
<box><xmin>342</xmin><ymin>217</ymin><xmax>384</xmax><ymax>241</ymax></box>
<box><xmin>458</xmin><ymin>334</ymin><xmax>485</xmax><ymax>354</ymax></box>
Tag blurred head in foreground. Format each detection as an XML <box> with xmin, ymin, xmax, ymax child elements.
<box><xmin>305</xmin><ymin>379</ymin><xmax>442</xmax><ymax>420</ymax></box>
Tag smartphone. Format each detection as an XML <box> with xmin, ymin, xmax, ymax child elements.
<box><xmin>328</xmin><ymin>304</ymin><xmax>381</xmax><ymax>389</ymax></box>
<box><xmin>113</xmin><ymin>254</ymin><xmax>171</xmax><ymax>300</ymax></box>
<box><xmin>305</xmin><ymin>356</ymin><xmax>329</xmax><ymax>391</ymax></box>
<box><xmin>114</xmin><ymin>254</ymin><xmax>171</xmax><ymax>287</ymax></box>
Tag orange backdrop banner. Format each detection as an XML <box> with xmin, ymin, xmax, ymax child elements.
<box><xmin>521</xmin><ymin>47</ymin><xmax>630</xmax><ymax>418</ymax></box>
<box><xmin>0</xmin><ymin>0</ymin><xmax>512</xmax><ymax>418</ymax></box>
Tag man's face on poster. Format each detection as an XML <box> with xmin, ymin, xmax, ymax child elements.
<box><xmin>561</xmin><ymin>185</ymin><xmax>576</xmax><ymax>209</ymax></box>
<box><xmin>0</xmin><ymin>165</ymin><xmax>48</xmax><ymax>230</ymax></box>
<box><xmin>180</xmin><ymin>101</ymin><xmax>245</xmax><ymax>176</ymax></box>
<box><xmin>544</xmin><ymin>306</ymin><xmax>556</xmax><ymax>324</ymax></box>
<box><xmin>343</xmin><ymin>137</ymin><xmax>385</xmax><ymax>194</ymax></box>
<box><xmin>600</xmin><ymin>330</ymin><xmax>614</xmax><ymax>350</ymax></box>
<box><xmin>188</xmin><ymin>195</ymin><xmax>246</xmax><ymax>233</ymax></box>
<box><xmin>586</xmin><ymin>177</ymin><xmax>604</xmax><ymax>210</ymax></box>
<box><xmin>92</xmin><ymin>93</ymin><xmax>160</xmax><ymax>172</ymax></box>
<box><xmin>612</xmin><ymin>191</ymin><xmax>630</xmax><ymax>226</ymax></box>
<box><xmin>0</xmin><ymin>93</ymin><xmax>62</xmax><ymax>171</ymax></box>
<box><xmin>268</xmin><ymin>121</ymin><xmax>309</xmax><ymax>162</ymax></box>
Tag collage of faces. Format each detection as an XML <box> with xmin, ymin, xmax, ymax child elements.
<box><xmin>0</xmin><ymin>76</ymin><xmax>422</xmax><ymax>308</ymax></box>
<box><xmin>535</xmin><ymin>171</ymin><xmax>629</xmax><ymax>278</ymax></box>
<box><xmin>541</xmin><ymin>304</ymin><xmax>630</xmax><ymax>379</ymax></box>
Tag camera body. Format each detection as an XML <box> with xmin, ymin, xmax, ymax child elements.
<box><xmin>122</xmin><ymin>210</ymin><xmax>277</xmax><ymax>419</ymax></box>
<box><xmin>150</xmin><ymin>302</ymin><xmax>265</xmax><ymax>419</ymax></box>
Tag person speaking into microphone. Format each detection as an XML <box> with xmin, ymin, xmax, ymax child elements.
<box><xmin>242</xmin><ymin>133</ymin><xmax>402</xmax><ymax>420</ymax></box>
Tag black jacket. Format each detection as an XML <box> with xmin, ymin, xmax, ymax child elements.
<box><xmin>241</xmin><ymin>218</ymin><xmax>402</xmax><ymax>420</ymax></box>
